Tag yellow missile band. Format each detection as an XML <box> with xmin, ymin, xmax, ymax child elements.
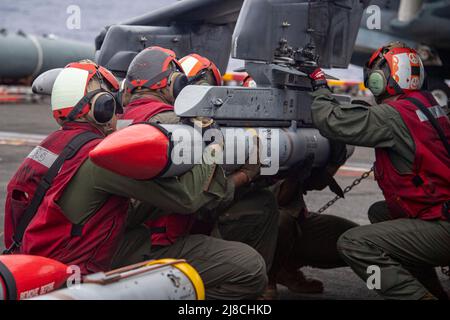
<box><xmin>327</xmin><ymin>79</ymin><xmax>367</xmax><ymax>91</ymax></box>
<box><xmin>146</xmin><ymin>259</ymin><xmax>205</xmax><ymax>300</ymax></box>
<box><xmin>222</xmin><ymin>73</ymin><xmax>235</xmax><ymax>82</ymax></box>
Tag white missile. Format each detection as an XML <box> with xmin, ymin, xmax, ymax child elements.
<box><xmin>31</xmin><ymin>259</ymin><xmax>204</xmax><ymax>300</ymax></box>
<box><xmin>89</xmin><ymin>123</ymin><xmax>332</xmax><ymax>179</ymax></box>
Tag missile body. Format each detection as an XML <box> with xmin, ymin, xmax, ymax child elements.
<box><xmin>89</xmin><ymin>123</ymin><xmax>203</xmax><ymax>179</ymax></box>
<box><xmin>32</xmin><ymin>259</ymin><xmax>204</xmax><ymax>300</ymax></box>
<box><xmin>0</xmin><ymin>30</ymin><xmax>94</xmax><ymax>85</ymax></box>
<box><xmin>89</xmin><ymin>122</ymin><xmax>330</xmax><ymax>179</ymax></box>
<box><xmin>0</xmin><ymin>255</ymin><xmax>69</xmax><ymax>300</ymax></box>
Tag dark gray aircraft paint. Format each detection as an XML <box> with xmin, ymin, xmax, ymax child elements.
<box><xmin>95</xmin><ymin>0</ymin><xmax>368</xmax><ymax>172</ymax></box>
<box><xmin>353</xmin><ymin>0</ymin><xmax>450</xmax><ymax>102</ymax></box>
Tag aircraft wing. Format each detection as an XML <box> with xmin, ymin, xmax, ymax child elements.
<box><xmin>95</xmin><ymin>0</ymin><xmax>244</xmax><ymax>75</ymax></box>
<box><xmin>96</xmin><ymin>0</ymin><xmax>369</xmax><ymax>77</ymax></box>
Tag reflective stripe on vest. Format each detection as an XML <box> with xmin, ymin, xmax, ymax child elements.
<box><xmin>375</xmin><ymin>91</ymin><xmax>450</xmax><ymax>220</ymax></box>
<box><xmin>26</xmin><ymin>146</ymin><xmax>58</xmax><ymax>169</ymax></box>
<box><xmin>416</xmin><ymin>105</ymin><xmax>448</xmax><ymax>122</ymax></box>
<box><xmin>121</xmin><ymin>98</ymin><xmax>195</xmax><ymax>246</ymax></box>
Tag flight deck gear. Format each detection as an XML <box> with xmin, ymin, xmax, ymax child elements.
<box><xmin>47</xmin><ymin>155</ymin><xmax>264</xmax><ymax>300</ymax></box>
<box><xmin>309</xmin><ymin>73</ymin><xmax>450</xmax><ymax>300</ymax></box>
<box><xmin>112</xmin><ymin>232</ymin><xmax>267</xmax><ymax>300</ymax></box>
<box><xmin>338</xmin><ymin>215</ymin><xmax>450</xmax><ymax>300</ymax></box>
<box><xmin>51</xmin><ymin>62</ymin><xmax>120</xmax><ymax>123</ymax></box>
<box><xmin>4</xmin><ymin>122</ymin><xmax>129</xmax><ymax>274</ymax></box>
<box><xmin>312</xmin><ymin>87</ymin><xmax>437</xmax><ymax>173</ymax></box>
<box><xmin>367</xmin><ymin>201</ymin><xmax>449</xmax><ymax>300</ymax></box>
<box><xmin>363</xmin><ymin>42</ymin><xmax>425</xmax><ymax>97</ymax></box>
<box><xmin>3</xmin><ymin>130</ymin><xmax>101</xmax><ymax>255</ymax></box>
<box><xmin>125</xmin><ymin>46</ymin><xmax>188</xmax><ymax>99</ymax></box>
<box><xmin>374</xmin><ymin>91</ymin><xmax>450</xmax><ymax>220</ymax></box>
<box><xmin>120</xmin><ymin>98</ymin><xmax>195</xmax><ymax>247</ymax></box>
<box><xmin>268</xmin><ymin>179</ymin><xmax>357</xmax><ymax>298</ymax></box>
<box><xmin>263</xmin><ymin>138</ymin><xmax>358</xmax><ymax>298</ymax></box>
<box><xmin>306</xmin><ymin>67</ymin><xmax>329</xmax><ymax>91</ymax></box>
<box><xmin>265</xmin><ymin>196</ymin><xmax>358</xmax><ymax>298</ymax></box>
<box><xmin>209</xmin><ymin>188</ymin><xmax>279</xmax><ymax>271</ymax></box>
<box><xmin>179</xmin><ymin>53</ymin><xmax>222</xmax><ymax>86</ymax></box>
<box><xmin>120</xmin><ymin>97</ymin><xmax>173</xmax><ymax>124</ymax></box>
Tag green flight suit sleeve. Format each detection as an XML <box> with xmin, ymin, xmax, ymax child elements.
<box><xmin>91</xmin><ymin>160</ymin><xmax>235</xmax><ymax>214</ymax></box>
<box><xmin>149</xmin><ymin>110</ymin><xmax>180</xmax><ymax>124</ymax></box>
<box><xmin>59</xmin><ymin>154</ymin><xmax>234</xmax><ymax>225</ymax></box>
<box><xmin>311</xmin><ymin>88</ymin><xmax>398</xmax><ymax>148</ymax></box>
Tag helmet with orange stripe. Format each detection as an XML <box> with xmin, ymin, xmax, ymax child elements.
<box><xmin>124</xmin><ymin>46</ymin><xmax>188</xmax><ymax>104</ymax></box>
<box><xmin>51</xmin><ymin>60</ymin><xmax>120</xmax><ymax>130</ymax></box>
<box><xmin>179</xmin><ymin>53</ymin><xmax>222</xmax><ymax>86</ymax></box>
<box><xmin>363</xmin><ymin>41</ymin><xmax>425</xmax><ymax>98</ymax></box>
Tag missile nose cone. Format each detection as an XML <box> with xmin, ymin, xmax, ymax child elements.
<box><xmin>89</xmin><ymin>123</ymin><xmax>170</xmax><ymax>180</ymax></box>
<box><xmin>0</xmin><ymin>255</ymin><xmax>68</xmax><ymax>300</ymax></box>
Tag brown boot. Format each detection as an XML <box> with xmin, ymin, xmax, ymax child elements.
<box><xmin>420</xmin><ymin>292</ymin><xmax>438</xmax><ymax>300</ymax></box>
<box><xmin>258</xmin><ymin>283</ymin><xmax>279</xmax><ymax>300</ymax></box>
<box><xmin>276</xmin><ymin>268</ymin><xmax>324</xmax><ymax>294</ymax></box>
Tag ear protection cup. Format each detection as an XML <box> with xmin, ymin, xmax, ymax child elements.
<box><xmin>114</xmin><ymin>79</ymin><xmax>126</xmax><ymax>113</ymax></box>
<box><xmin>114</xmin><ymin>90</ymin><xmax>124</xmax><ymax>114</ymax></box>
<box><xmin>169</xmin><ymin>72</ymin><xmax>189</xmax><ymax>99</ymax></box>
<box><xmin>366</xmin><ymin>70</ymin><xmax>387</xmax><ymax>97</ymax></box>
<box><xmin>89</xmin><ymin>92</ymin><xmax>117</xmax><ymax>124</ymax></box>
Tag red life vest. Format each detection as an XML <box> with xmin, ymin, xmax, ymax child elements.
<box><xmin>121</xmin><ymin>97</ymin><xmax>195</xmax><ymax>246</ymax></box>
<box><xmin>374</xmin><ymin>91</ymin><xmax>450</xmax><ymax>220</ymax></box>
<box><xmin>4</xmin><ymin>122</ymin><xmax>129</xmax><ymax>274</ymax></box>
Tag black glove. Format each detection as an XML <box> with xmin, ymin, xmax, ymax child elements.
<box><xmin>298</xmin><ymin>64</ymin><xmax>329</xmax><ymax>90</ymax></box>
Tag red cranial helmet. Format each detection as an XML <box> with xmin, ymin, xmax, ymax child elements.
<box><xmin>179</xmin><ymin>53</ymin><xmax>222</xmax><ymax>86</ymax></box>
<box><xmin>364</xmin><ymin>42</ymin><xmax>425</xmax><ymax>97</ymax></box>
<box><xmin>125</xmin><ymin>46</ymin><xmax>185</xmax><ymax>91</ymax></box>
<box><xmin>51</xmin><ymin>61</ymin><xmax>120</xmax><ymax>123</ymax></box>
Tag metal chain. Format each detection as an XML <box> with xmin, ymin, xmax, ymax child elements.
<box><xmin>317</xmin><ymin>166</ymin><xmax>374</xmax><ymax>214</ymax></box>
<box><xmin>315</xmin><ymin>166</ymin><xmax>450</xmax><ymax>279</ymax></box>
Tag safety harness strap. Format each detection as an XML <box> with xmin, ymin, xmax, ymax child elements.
<box><xmin>0</xmin><ymin>260</ymin><xmax>17</xmax><ymax>300</ymax></box>
<box><xmin>67</xmin><ymin>89</ymin><xmax>103</xmax><ymax>121</ymax></box>
<box><xmin>404</xmin><ymin>97</ymin><xmax>450</xmax><ymax>157</ymax></box>
<box><xmin>126</xmin><ymin>69</ymin><xmax>173</xmax><ymax>92</ymax></box>
<box><xmin>3</xmin><ymin>131</ymin><xmax>101</xmax><ymax>254</ymax></box>
<box><xmin>405</xmin><ymin>96</ymin><xmax>450</xmax><ymax>220</ymax></box>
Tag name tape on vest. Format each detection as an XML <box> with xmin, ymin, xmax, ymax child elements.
<box><xmin>27</xmin><ymin>146</ymin><xmax>58</xmax><ymax>168</ymax></box>
<box><xmin>416</xmin><ymin>105</ymin><xmax>448</xmax><ymax>122</ymax></box>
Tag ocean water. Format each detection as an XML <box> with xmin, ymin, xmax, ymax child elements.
<box><xmin>0</xmin><ymin>0</ymin><xmax>169</xmax><ymax>42</ymax></box>
<box><xmin>0</xmin><ymin>0</ymin><xmax>362</xmax><ymax>79</ymax></box>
